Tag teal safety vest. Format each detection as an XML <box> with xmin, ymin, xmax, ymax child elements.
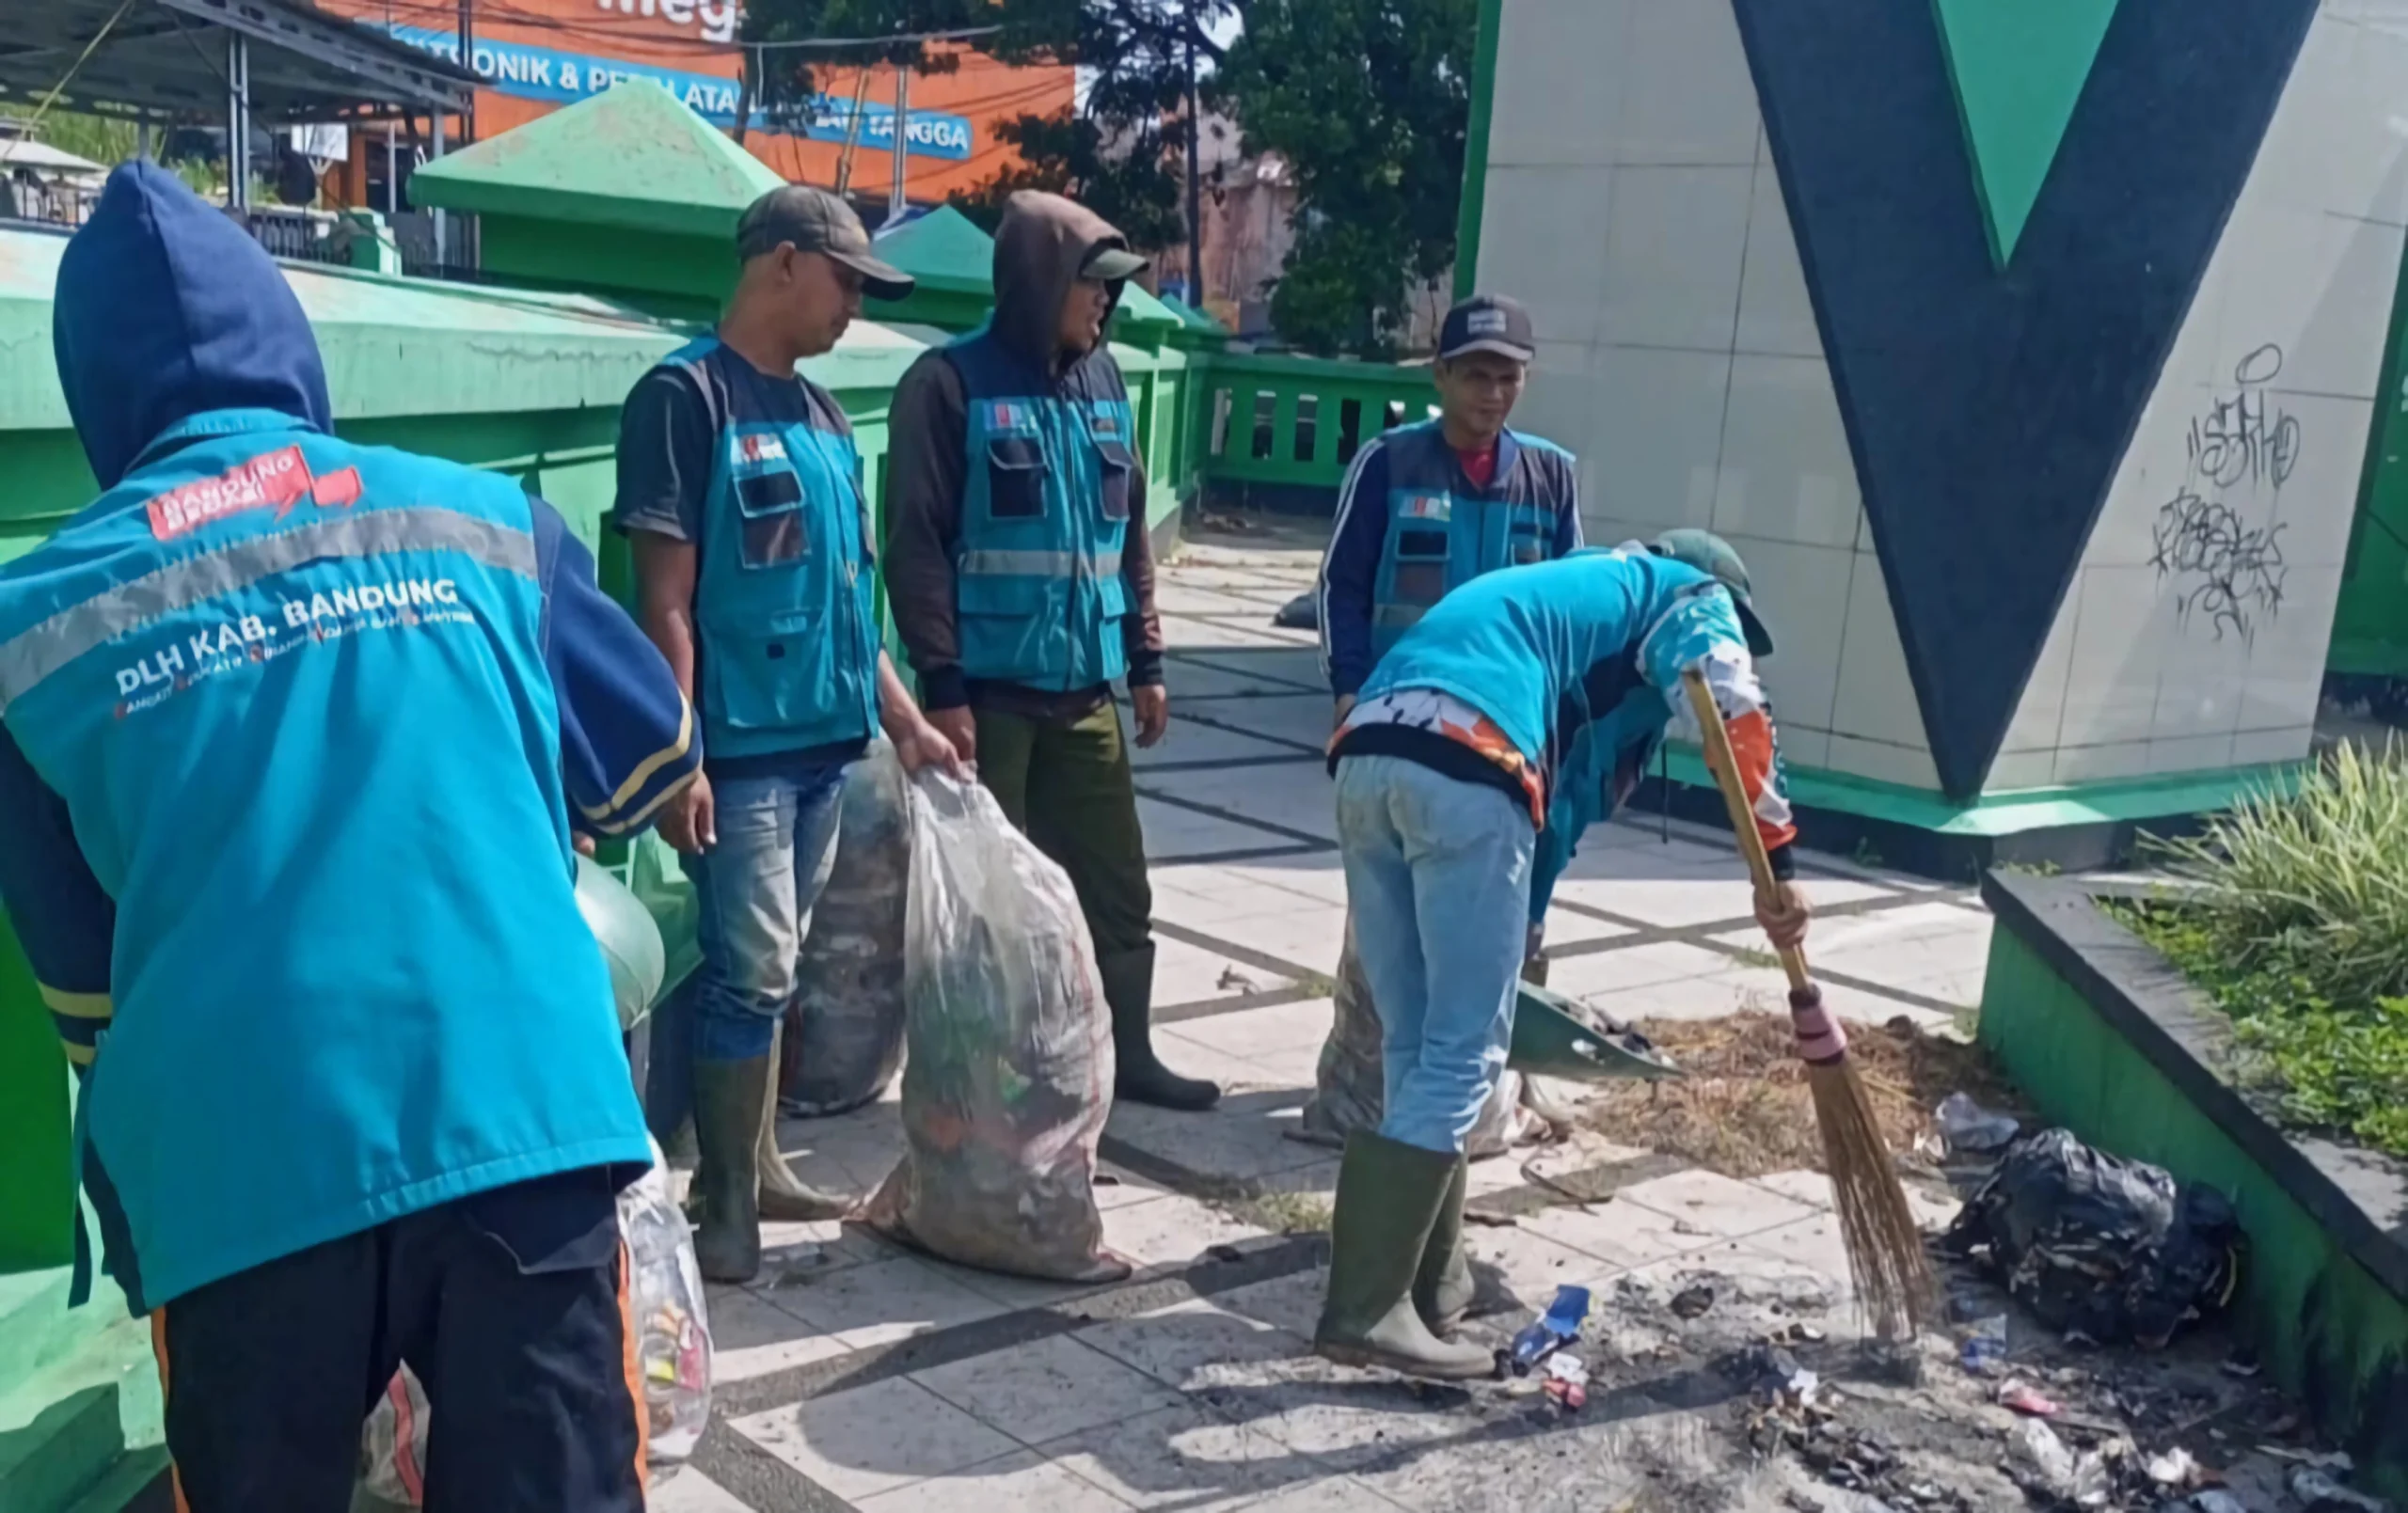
<box><xmin>1369</xmin><ymin>421</ymin><xmax>1578</xmax><ymax>658</ymax></box>
<box><xmin>0</xmin><ymin>408</ymin><xmax>651</xmax><ymax>1307</ymax></box>
<box><xmin>943</xmin><ymin>323</ymin><xmax>1136</xmax><ymax>691</ymax></box>
<box><xmin>669</xmin><ymin>339</ymin><xmax>880</xmax><ymax>761</ymax></box>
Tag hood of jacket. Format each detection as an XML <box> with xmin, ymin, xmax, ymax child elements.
<box><xmin>52</xmin><ymin>161</ymin><xmax>334</xmax><ymax>489</ymax></box>
<box><xmin>990</xmin><ymin>190</ymin><xmax>1131</xmax><ymax>372</ymax></box>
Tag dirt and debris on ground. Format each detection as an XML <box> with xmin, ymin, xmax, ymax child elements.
<box><xmin>1576</xmin><ymin>1009</ymin><xmax>2027</xmax><ymax>1180</ymax></box>
<box><xmin>1404</xmin><ymin>1248</ymin><xmax>2374</xmax><ymax>1513</ymax></box>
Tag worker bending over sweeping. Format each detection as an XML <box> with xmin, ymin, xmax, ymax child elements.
<box><xmin>1316</xmin><ymin>532</ymin><xmax>1813</xmax><ymax>1379</ymax></box>
<box><xmin>615</xmin><ymin>184</ymin><xmax>964</xmax><ymax>1284</ymax></box>
<box><xmin>0</xmin><ymin>164</ymin><xmax>701</xmax><ymax>1508</ymax></box>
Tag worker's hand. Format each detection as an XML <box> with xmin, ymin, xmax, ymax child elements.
<box><xmin>894</xmin><ymin>717</ymin><xmax>968</xmax><ymax>778</ymax></box>
<box><xmin>1333</xmin><ymin>693</ymin><xmax>1357</xmax><ymax>731</ymax></box>
<box><xmin>1132</xmin><ymin>684</ymin><xmax>1169</xmax><ymax>749</ymax></box>
<box><xmin>1754</xmin><ymin>880</ymin><xmax>1811</xmax><ymax>953</ymax></box>
<box><xmin>572</xmin><ymin>831</ymin><xmax>597</xmax><ymax>859</ymax></box>
<box><xmin>657</xmin><ymin>772</ymin><xmax>716</xmax><ymax>855</ymax></box>
<box><xmin>927</xmin><ymin>705</ymin><xmax>977</xmax><ymax>765</ymax></box>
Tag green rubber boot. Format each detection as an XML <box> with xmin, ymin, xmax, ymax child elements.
<box><xmin>1414</xmin><ymin>1155</ymin><xmax>1474</xmax><ymax>1337</ymax></box>
<box><xmin>691</xmin><ymin>1056</ymin><xmax>770</xmax><ymax>1284</ymax></box>
<box><xmin>1315</xmin><ymin>1133</ymin><xmax>1497</xmax><ymax>1380</ymax></box>
<box><xmin>1100</xmin><ymin>944</ymin><xmax>1221</xmax><ymax>1111</ymax></box>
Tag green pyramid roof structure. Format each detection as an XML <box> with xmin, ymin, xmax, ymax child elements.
<box><xmin>1933</xmin><ymin>0</ymin><xmax>2122</xmax><ymax>266</ymax></box>
<box><xmin>409</xmin><ymin>78</ymin><xmax>785</xmax><ymax>239</ymax></box>
<box><xmin>872</xmin><ymin>205</ymin><xmax>996</xmax><ymax>294</ymax></box>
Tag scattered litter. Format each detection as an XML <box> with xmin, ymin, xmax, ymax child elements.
<box><xmin>1671</xmin><ymin>1284</ymin><xmax>1718</xmax><ymax>1319</ymax></box>
<box><xmin>2289</xmin><ymin>1468</ymin><xmax>2392</xmax><ymax>1512</ymax></box>
<box><xmin>1542</xmin><ymin>1351</ymin><xmax>1590</xmax><ymax>1411</ymax></box>
<box><xmin>2264</xmin><ymin>1451</ymin><xmax>2353</xmax><ymax>1471</ymax></box>
<box><xmin>1940</xmin><ymin>1128</ymin><xmax>2245</xmax><ymax>1349</ymax></box>
<box><xmin>1671</xmin><ymin>1218</ymin><xmax>1710</xmax><ymax>1237</ymax></box>
<box><xmin>1997</xmin><ymin>1379</ymin><xmax>2062</xmax><ymax>1417</ymax></box>
<box><xmin>1730</xmin><ymin>1340</ymin><xmax>1820</xmax><ymax>1405</ymax></box>
<box><xmin>1785</xmin><ymin>1322</ymin><xmax>1828</xmax><ymax>1345</ymax></box>
<box><xmin>1216</xmin><ymin>965</ymin><xmax>1260</xmax><ymax>994</ymax></box>
<box><xmin>2144</xmin><ymin>1446</ymin><xmax>2200</xmax><ymax>1487</ymax></box>
<box><xmin>2166</xmin><ymin>1492</ymin><xmax>2254</xmax><ymax>1513</ymax></box>
<box><xmin>2017</xmin><ymin>1418</ymin><xmax>2080</xmax><ymax>1494</ymax></box>
<box><xmin>2219</xmin><ymin>1349</ymin><xmax>2262</xmax><ymax>1379</ymax></box>
<box><xmin>1960</xmin><ymin>1315</ymin><xmax>2009</xmax><ymax>1375</ymax></box>
<box><xmin>1205</xmin><ymin>1243</ymin><xmax>1246</xmax><ymax>1264</ymax></box>
<box><xmin>1506</xmin><ymin>1284</ymin><xmax>1591</xmax><ymax>1376</ymax></box>
<box><xmin>1935</xmin><ymin>1091</ymin><xmax>2021</xmax><ymax>1156</ymax></box>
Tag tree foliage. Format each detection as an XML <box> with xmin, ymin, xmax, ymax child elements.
<box><xmin>1216</xmin><ymin>0</ymin><xmax>1475</xmax><ymax>355</ymax></box>
<box><xmin>739</xmin><ymin>0</ymin><xmax>1477</xmax><ymax>355</ymax></box>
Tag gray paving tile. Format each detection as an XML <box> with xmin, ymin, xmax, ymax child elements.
<box><xmin>1080</xmin><ymin>1297</ymin><xmax>1319</xmax><ymax>1393</ymax></box>
<box><xmin>912</xmin><ymin>1333</ymin><xmax>1187</xmax><ymax>1446</ymax></box>
<box><xmin>727</xmin><ymin>1378</ymin><xmax>1020</xmax><ymax>1503</ymax></box>
<box><xmin>856</xmin><ymin>1449</ymin><xmax>1139</xmax><ymax>1511</ymax></box>
<box><xmin>1614</xmin><ymin>1168</ymin><xmax>1819</xmax><ymax>1237</ymax></box>
<box><xmin>765</xmin><ymin>1255</ymin><xmax>1007</xmax><ymax>1350</ymax></box>
<box><xmin>1141</xmin><ymin>797</ymin><xmax>1291</xmax><ymax>861</ymax></box>
<box><xmin>1101</xmin><ymin>1192</ymin><xmax>1278</xmax><ymax>1269</ymax></box>
<box><xmin>648</xmin><ymin>1466</ymin><xmax>755</xmax><ymax>1512</ymax></box>
<box><xmin>705</xmin><ymin>1284</ymin><xmax>853</xmax><ymax>1384</ymax></box>
<box><xmin>1041</xmin><ymin>1404</ymin><xmax>1323</xmax><ymax>1512</ymax></box>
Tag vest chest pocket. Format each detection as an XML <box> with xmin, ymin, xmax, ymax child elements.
<box><xmin>734</xmin><ymin>465</ymin><xmax>808</xmax><ymax>570</ymax></box>
<box><xmin>1390</xmin><ymin>525</ymin><xmax>1451</xmax><ymax>607</ymax></box>
<box><xmin>1094</xmin><ymin>438</ymin><xmax>1135</xmax><ymax>522</ymax></box>
<box><xmin>985</xmin><ymin>434</ymin><xmax>1046</xmax><ymax>520</ymax></box>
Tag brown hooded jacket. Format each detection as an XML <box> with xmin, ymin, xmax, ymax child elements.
<box><xmin>882</xmin><ymin>191</ymin><xmax>1165</xmax><ymax>719</ymax></box>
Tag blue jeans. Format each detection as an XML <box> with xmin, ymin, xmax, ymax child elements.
<box><xmin>1334</xmin><ymin>755</ymin><xmax>1536</xmax><ymax>1156</ymax></box>
<box><xmin>682</xmin><ymin>767</ymin><xmax>847</xmax><ymax>1063</ymax></box>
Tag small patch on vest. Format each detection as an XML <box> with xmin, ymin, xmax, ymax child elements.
<box><xmin>736</xmin><ymin>433</ymin><xmax>788</xmax><ymax>465</ymax></box>
<box><xmin>1088</xmin><ymin>407</ymin><xmax>1124</xmax><ymax>438</ymax></box>
<box><xmin>1398</xmin><ymin>494</ymin><xmax>1451</xmax><ymax>523</ymax></box>
<box><xmin>985</xmin><ymin>401</ymin><xmax>1038</xmax><ymax>433</ymax></box>
<box><xmin>147</xmin><ymin>446</ymin><xmax>350</xmax><ymax>541</ymax></box>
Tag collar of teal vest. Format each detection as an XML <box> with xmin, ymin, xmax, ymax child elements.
<box><xmin>122</xmin><ymin>407</ymin><xmax>323</xmax><ymax>478</ymax></box>
<box><xmin>1411</xmin><ymin>417</ymin><xmax>1525</xmax><ymax>483</ymax></box>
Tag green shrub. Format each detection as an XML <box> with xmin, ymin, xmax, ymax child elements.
<box><xmin>2154</xmin><ymin>743</ymin><xmax>2408</xmax><ymax>1003</ymax></box>
<box><xmin>2115</xmin><ymin>745</ymin><xmax>2408</xmax><ymax>1158</ymax></box>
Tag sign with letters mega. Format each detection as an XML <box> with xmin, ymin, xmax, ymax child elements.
<box><xmin>387</xmin><ymin>25</ymin><xmax>975</xmax><ymax>161</ymax></box>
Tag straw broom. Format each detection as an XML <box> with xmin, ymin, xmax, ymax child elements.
<box><xmin>1680</xmin><ymin>669</ymin><xmax>1940</xmax><ymax>1343</ymax></box>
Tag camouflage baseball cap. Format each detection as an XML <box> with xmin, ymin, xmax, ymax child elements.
<box><xmin>1651</xmin><ymin>528</ymin><xmax>1774</xmax><ymax>657</ymax></box>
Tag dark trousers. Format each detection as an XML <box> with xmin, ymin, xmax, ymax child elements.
<box><xmin>974</xmin><ymin>701</ymin><xmax>1153</xmax><ymax>959</ymax></box>
<box><xmin>150</xmin><ymin>1168</ymin><xmax>645</xmax><ymax>1513</ymax></box>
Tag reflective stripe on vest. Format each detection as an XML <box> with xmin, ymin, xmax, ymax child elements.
<box><xmin>958</xmin><ymin>547</ymin><xmax>1124</xmax><ymax>578</ymax></box>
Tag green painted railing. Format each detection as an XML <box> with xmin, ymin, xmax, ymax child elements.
<box><xmin>1190</xmin><ymin>350</ymin><xmax>1439</xmax><ymax>502</ymax></box>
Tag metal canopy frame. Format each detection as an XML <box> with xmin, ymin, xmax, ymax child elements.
<box><xmin>0</xmin><ymin>0</ymin><xmax>476</xmax><ymax>124</ymax></box>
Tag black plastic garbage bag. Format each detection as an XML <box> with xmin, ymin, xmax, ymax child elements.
<box><xmin>1941</xmin><ymin>1127</ymin><xmax>2243</xmax><ymax>1348</ymax></box>
<box><xmin>1273</xmin><ymin>591</ymin><xmax>1318</xmax><ymax>630</ymax></box>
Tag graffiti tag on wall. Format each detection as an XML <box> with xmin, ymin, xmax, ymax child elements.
<box><xmin>2150</xmin><ymin>343</ymin><xmax>2295</xmax><ymax>644</ymax></box>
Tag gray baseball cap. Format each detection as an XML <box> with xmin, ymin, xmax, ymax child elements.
<box><xmin>1439</xmin><ymin>293</ymin><xmax>1536</xmax><ymax>362</ymax></box>
<box><xmin>736</xmin><ymin>185</ymin><xmax>915</xmax><ymax>301</ymax></box>
<box><xmin>1081</xmin><ymin>242</ymin><xmax>1150</xmax><ymax>282</ymax></box>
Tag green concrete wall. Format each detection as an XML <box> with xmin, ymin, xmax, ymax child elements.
<box><xmin>1979</xmin><ymin>924</ymin><xmax>2408</xmax><ymax>1492</ymax></box>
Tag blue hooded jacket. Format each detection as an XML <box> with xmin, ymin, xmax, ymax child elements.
<box><xmin>0</xmin><ymin>164</ymin><xmax>700</xmax><ymax>1310</ymax></box>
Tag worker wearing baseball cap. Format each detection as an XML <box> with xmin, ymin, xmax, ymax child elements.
<box><xmin>613</xmin><ymin>183</ymin><xmax>965</xmax><ymax>1284</ymax></box>
<box><xmin>1314</xmin><ymin>534</ymin><xmax>1805</xmax><ymax>1380</ymax></box>
<box><xmin>1301</xmin><ymin>293</ymin><xmax>1587</xmax><ymax>1146</ymax></box>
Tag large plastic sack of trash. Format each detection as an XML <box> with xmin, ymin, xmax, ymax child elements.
<box><xmin>861</xmin><ymin>770</ymin><xmax>1129</xmax><ymax>1283</ymax></box>
<box><xmin>1940</xmin><ymin>1127</ymin><xmax>2243</xmax><ymax>1348</ymax></box>
<box><xmin>781</xmin><ymin>743</ymin><xmax>911</xmax><ymax>1117</ymax></box>
<box><xmin>356</xmin><ymin>1137</ymin><xmax>712</xmax><ymax>1500</ymax></box>
<box><xmin>1297</xmin><ymin>920</ymin><xmax>1540</xmax><ymax>1158</ymax></box>
<box><xmin>577</xmin><ymin>851</ymin><xmax>667</xmax><ymax>1032</ymax></box>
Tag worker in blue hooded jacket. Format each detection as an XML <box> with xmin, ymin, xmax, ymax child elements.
<box><xmin>0</xmin><ymin>163</ymin><xmax>697</xmax><ymax>1510</ymax></box>
<box><xmin>1314</xmin><ymin>533</ymin><xmax>1812</xmax><ymax>1379</ymax></box>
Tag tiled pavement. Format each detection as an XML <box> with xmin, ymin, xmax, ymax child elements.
<box><xmin>659</xmin><ymin>539</ymin><xmax>1997</xmax><ymax>1513</ymax></box>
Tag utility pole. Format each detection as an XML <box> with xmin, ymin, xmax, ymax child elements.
<box><xmin>457</xmin><ymin>0</ymin><xmax>476</xmax><ymax>147</ymax></box>
<box><xmin>1184</xmin><ymin>29</ymin><xmax>1203</xmax><ymax>306</ymax></box>
<box><xmin>890</xmin><ymin>64</ymin><xmax>910</xmax><ymax>221</ymax></box>
<box><xmin>226</xmin><ymin>32</ymin><xmax>250</xmax><ymax>212</ymax></box>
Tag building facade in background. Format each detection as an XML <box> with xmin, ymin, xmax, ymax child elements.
<box><xmin>323</xmin><ymin>0</ymin><xmax>1071</xmax><ymax>210</ymax></box>
<box><xmin>1462</xmin><ymin>0</ymin><xmax>2408</xmax><ymax>860</ymax></box>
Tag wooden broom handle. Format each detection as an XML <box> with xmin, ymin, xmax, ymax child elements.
<box><xmin>1680</xmin><ymin>669</ymin><xmax>1814</xmax><ymax>995</ymax></box>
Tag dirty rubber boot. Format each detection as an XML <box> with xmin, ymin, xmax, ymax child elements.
<box><xmin>1414</xmin><ymin>1155</ymin><xmax>1474</xmax><ymax>1337</ymax></box>
<box><xmin>1101</xmin><ymin>944</ymin><xmax>1221</xmax><ymax>1111</ymax></box>
<box><xmin>691</xmin><ymin>1056</ymin><xmax>770</xmax><ymax>1284</ymax></box>
<box><xmin>1315</xmin><ymin>1133</ymin><xmax>1497</xmax><ymax>1380</ymax></box>
<box><xmin>755</xmin><ymin>1019</ymin><xmax>851</xmax><ymax>1223</ymax></box>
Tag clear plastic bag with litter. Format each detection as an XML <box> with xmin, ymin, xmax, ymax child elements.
<box><xmin>783</xmin><ymin>742</ymin><xmax>911</xmax><ymax>1118</ymax></box>
<box><xmin>861</xmin><ymin>770</ymin><xmax>1128</xmax><ymax>1283</ymax></box>
<box><xmin>356</xmin><ymin>1136</ymin><xmax>710</xmax><ymax>1499</ymax></box>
